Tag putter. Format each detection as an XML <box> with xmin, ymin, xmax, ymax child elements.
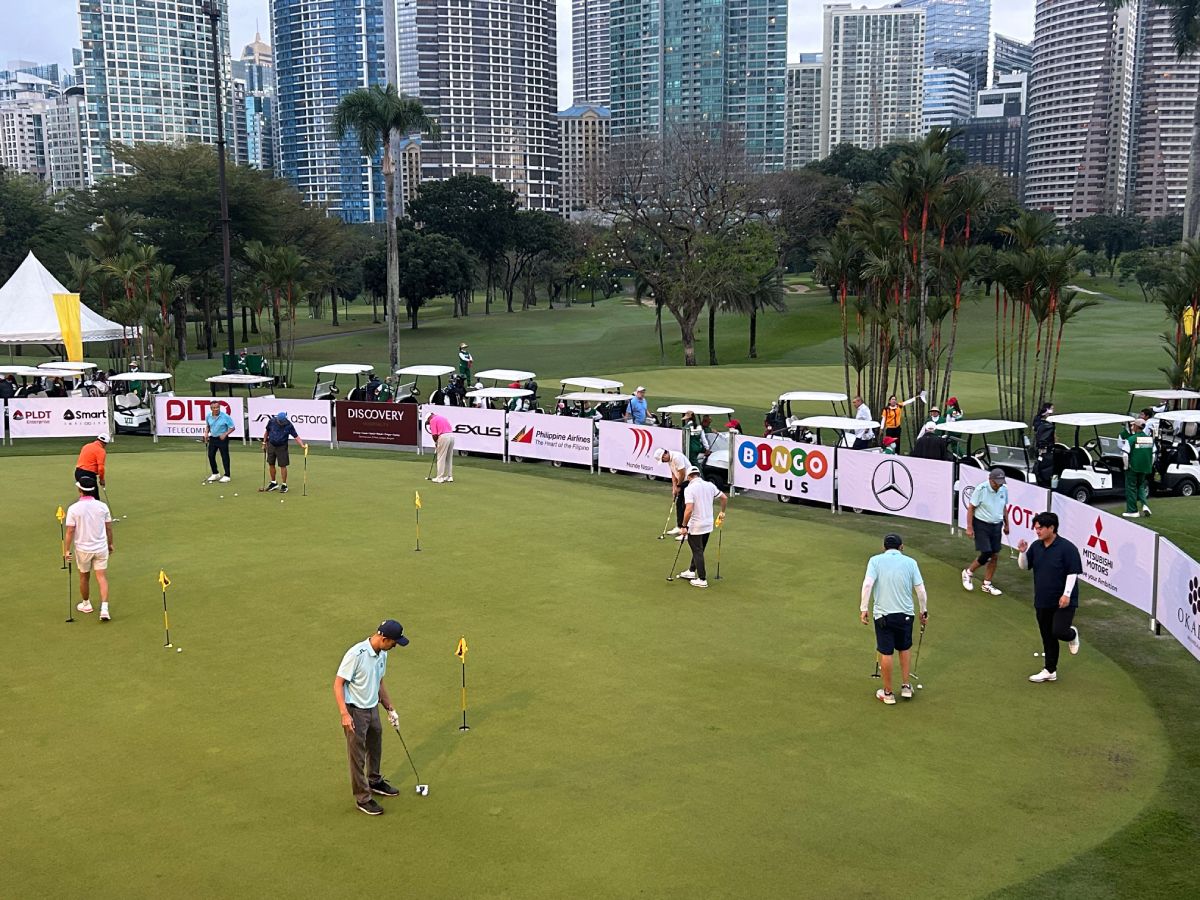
<box><xmin>101</xmin><ymin>485</ymin><xmax>116</xmax><ymax>521</ymax></box>
<box><xmin>665</xmin><ymin>533</ymin><xmax>686</xmax><ymax>581</ymax></box>
<box><xmin>657</xmin><ymin>497</ymin><xmax>675</xmax><ymax>540</ymax></box>
<box><xmin>424</xmin><ymin>456</ymin><xmax>436</xmax><ymax>481</ymax></box>
<box><xmin>392</xmin><ymin>726</ymin><xmax>429</xmax><ymax>795</ymax></box>
<box><xmin>259</xmin><ymin>445</ymin><xmax>268</xmax><ymax>492</ymax></box>
<box><xmin>302</xmin><ymin>446</ymin><xmax>308</xmax><ymax>496</ymax></box>
<box><xmin>66</xmin><ymin>558</ymin><xmax>75</xmax><ymax>623</ymax></box>
<box><xmin>912</xmin><ymin>619</ymin><xmax>927</xmax><ymax>679</ymax></box>
<box><xmin>871</xmin><ymin>654</ymin><xmax>880</xmax><ymax>679</ymax></box>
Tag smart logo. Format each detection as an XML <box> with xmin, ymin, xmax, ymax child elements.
<box><xmin>737</xmin><ymin>440</ymin><xmax>829</xmax><ymax>479</ymax></box>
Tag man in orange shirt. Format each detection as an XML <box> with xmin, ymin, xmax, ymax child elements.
<box><xmin>75</xmin><ymin>434</ymin><xmax>109</xmax><ymax>497</ymax></box>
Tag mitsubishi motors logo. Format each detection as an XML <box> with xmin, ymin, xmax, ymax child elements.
<box><xmin>1087</xmin><ymin>517</ymin><xmax>1109</xmax><ymax>554</ymax></box>
<box><xmin>630</xmin><ymin>428</ymin><xmax>653</xmax><ymax>459</ymax></box>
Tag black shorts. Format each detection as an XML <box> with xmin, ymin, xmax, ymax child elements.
<box><xmin>266</xmin><ymin>442</ymin><xmax>290</xmax><ymax>467</ymax></box>
<box><xmin>973</xmin><ymin>519</ymin><xmax>1003</xmax><ymax>555</ymax></box>
<box><xmin>874</xmin><ymin>612</ymin><xmax>914</xmax><ymax>655</ymax></box>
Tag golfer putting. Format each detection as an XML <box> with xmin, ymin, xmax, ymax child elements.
<box><xmin>676</xmin><ymin>467</ymin><xmax>727</xmax><ymax>588</ymax></box>
<box><xmin>260</xmin><ymin>412</ymin><xmax>307</xmax><ymax>493</ymax></box>
<box><xmin>658</xmin><ymin>448</ymin><xmax>693</xmax><ymax>540</ymax></box>
<box><xmin>860</xmin><ymin>533</ymin><xmax>928</xmax><ymax>705</ymax></box>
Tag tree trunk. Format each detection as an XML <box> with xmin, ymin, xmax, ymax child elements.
<box><xmin>409</xmin><ymin>300</ymin><xmax>419</xmax><ymax>329</ymax></box>
<box><xmin>332</xmin><ymin>289</ymin><xmax>340</xmax><ymax>326</ymax></box>
<box><xmin>384</xmin><ymin>143</ymin><xmax>401</xmax><ymax>371</ymax></box>
<box><xmin>241</xmin><ymin>305</ymin><xmax>248</xmax><ymax>343</ymax></box>
<box><xmin>272</xmin><ymin>294</ymin><xmax>283</xmax><ymax>361</ymax></box>
<box><xmin>251</xmin><ymin>308</ymin><xmax>260</xmax><ymax>335</ymax></box>
<box><xmin>204</xmin><ymin>296</ymin><xmax>213</xmax><ymax>359</ymax></box>
<box><xmin>748</xmin><ymin>306</ymin><xmax>758</xmax><ymax>359</ymax></box>
<box><xmin>676</xmin><ymin>310</ymin><xmax>698</xmax><ymax>367</ymax></box>
<box><xmin>708</xmin><ymin>303</ymin><xmax>718</xmax><ymax>366</ymax></box>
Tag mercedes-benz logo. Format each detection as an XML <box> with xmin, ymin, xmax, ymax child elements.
<box><xmin>871</xmin><ymin>459</ymin><xmax>914</xmax><ymax>511</ymax></box>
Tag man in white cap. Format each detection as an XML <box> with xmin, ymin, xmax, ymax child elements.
<box><xmin>659</xmin><ymin>447</ymin><xmax>693</xmax><ymax>540</ymax></box>
<box><xmin>678</xmin><ymin>467</ymin><xmax>727</xmax><ymax>588</ymax></box>
<box><xmin>963</xmin><ymin>468</ymin><xmax>1010</xmax><ymax>595</ymax></box>
<box><xmin>457</xmin><ymin>342</ymin><xmax>473</xmax><ymax>379</ymax></box>
<box><xmin>75</xmin><ymin>434</ymin><xmax>109</xmax><ymax>497</ymax></box>
<box><xmin>625</xmin><ymin>386</ymin><xmax>649</xmax><ymax>425</ymax></box>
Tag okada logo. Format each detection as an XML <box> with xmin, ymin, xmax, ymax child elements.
<box><xmin>737</xmin><ymin>440</ymin><xmax>829</xmax><ymax>479</ymax></box>
<box><xmin>1189</xmin><ymin>576</ymin><xmax>1200</xmax><ymax>616</ymax></box>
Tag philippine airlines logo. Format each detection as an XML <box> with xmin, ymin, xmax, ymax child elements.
<box><xmin>871</xmin><ymin>459</ymin><xmax>914</xmax><ymax>511</ymax></box>
<box><xmin>629</xmin><ymin>428</ymin><xmax>654</xmax><ymax>459</ymax></box>
<box><xmin>513</xmin><ymin>425</ymin><xmax>534</xmax><ymax>444</ymax></box>
<box><xmin>1087</xmin><ymin>517</ymin><xmax>1109</xmax><ymax>554</ymax></box>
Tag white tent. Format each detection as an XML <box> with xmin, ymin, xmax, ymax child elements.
<box><xmin>0</xmin><ymin>252</ymin><xmax>128</xmax><ymax>344</ymax></box>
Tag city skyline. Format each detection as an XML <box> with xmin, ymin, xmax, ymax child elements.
<box><xmin>4</xmin><ymin>1</ymin><xmax>1037</xmax><ymax>108</ymax></box>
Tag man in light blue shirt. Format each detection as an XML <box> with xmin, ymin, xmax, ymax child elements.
<box><xmin>860</xmin><ymin>533</ymin><xmax>929</xmax><ymax>705</ymax></box>
<box><xmin>334</xmin><ymin>619</ymin><xmax>409</xmax><ymax>815</ymax></box>
<box><xmin>625</xmin><ymin>386</ymin><xmax>648</xmax><ymax>425</ymax></box>
<box><xmin>963</xmin><ymin>468</ymin><xmax>1010</xmax><ymax>596</ymax></box>
<box><xmin>203</xmin><ymin>400</ymin><xmax>236</xmax><ymax>483</ymax></box>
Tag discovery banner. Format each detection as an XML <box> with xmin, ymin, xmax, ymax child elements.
<box><xmin>837</xmin><ymin>450</ymin><xmax>955</xmax><ymax>524</ymax></box>
<box><xmin>155</xmin><ymin>396</ymin><xmax>243</xmax><ymax>439</ymax></box>
<box><xmin>1050</xmin><ymin>494</ymin><xmax>1156</xmax><ymax>614</ymax></box>
<box><xmin>335</xmin><ymin>401</ymin><xmax>418</xmax><ymax>446</ymax></box>
<box><xmin>1155</xmin><ymin>537</ymin><xmax>1200</xmax><ymax>663</ymax></box>
<box><xmin>956</xmin><ymin>467</ymin><xmax>1052</xmax><ymax>549</ymax></box>
<box><xmin>248</xmin><ymin>398</ymin><xmax>333</xmax><ymax>444</ymax></box>
<box><xmin>419</xmin><ymin>405</ymin><xmax>505</xmax><ymax>456</ymax></box>
<box><xmin>8</xmin><ymin>397</ymin><xmax>110</xmax><ymax>439</ymax></box>
<box><xmin>731</xmin><ymin>435</ymin><xmax>833</xmax><ymax>504</ymax></box>
<box><xmin>597</xmin><ymin>421</ymin><xmax>679</xmax><ymax>477</ymax></box>
<box><xmin>507</xmin><ymin>412</ymin><xmax>594</xmax><ymax>468</ymax></box>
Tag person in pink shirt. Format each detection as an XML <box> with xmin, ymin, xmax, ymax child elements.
<box><xmin>426</xmin><ymin>413</ymin><xmax>455</xmax><ymax>482</ymax></box>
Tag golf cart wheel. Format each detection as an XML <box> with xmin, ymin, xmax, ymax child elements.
<box><xmin>776</xmin><ymin>493</ymin><xmax>789</xmax><ymax>503</ymax></box>
<box><xmin>608</xmin><ymin>467</ymin><xmax>619</xmax><ymax>475</ymax></box>
<box><xmin>1071</xmin><ymin>485</ymin><xmax>1092</xmax><ymax>504</ymax></box>
<box><xmin>1178</xmin><ymin>478</ymin><xmax>1197</xmax><ymax>498</ymax></box>
<box><xmin>552</xmin><ymin>460</ymin><xmax>563</xmax><ymax>468</ymax></box>
<box><xmin>512</xmin><ymin>456</ymin><xmax>524</xmax><ymax>464</ymax></box>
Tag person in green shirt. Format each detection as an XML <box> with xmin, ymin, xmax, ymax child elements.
<box><xmin>375</xmin><ymin>376</ymin><xmax>395</xmax><ymax>403</ymax></box>
<box><xmin>1122</xmin><ymin>419</ymin><xmax>1155</xmax><ymax>517</ymax></box>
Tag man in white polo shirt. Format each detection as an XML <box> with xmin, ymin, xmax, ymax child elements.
<box><xmin>659</xmin><ymin>447</ymin><xmax>694</xmax><ymax>540</ymax></box>
<box><xmin>678</xmin><ymin>467</ymin><xmax>728</xmax><ymax>588</ymax></box>
<box><xmin>64</xmin><ymin>473</ymin><xmax>115</xmax><ymax>621</ymax></box>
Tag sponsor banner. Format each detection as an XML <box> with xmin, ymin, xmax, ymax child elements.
<box><xmin>507</xmin><ymin>412</ymin><xmax>594</xmax><ymax>466</ymax></box>
<box><xmin>155</xmin><ymin>396</ymin><xmax>244</xmax><ymax>438</ymax></box>
<box><xmin>1050</xmin><ymin>494</ymin><xmax>1155</xmax><ymax>614</ymax></box>
<box><xmin>597</xmin><ymin>421</ymin><xmax>679</xmax><ymax>476</ymax></box>
<box><xmin>334</xmin><ymin>401</ymin><xmax>418</xmax><ymax>446</ymax></box>
<box><xmin>8</xmin><ymin>397</ymin><xmax>110</xmax><ymax>439</ymax></box>
<box><xmin>956</xmin><ymin>467</ymin><xmax>1052</xmax><ymax>548</ymax></box>
<box><xmin>837</xmin><ymin>450</ymin><xmax>955</xmax><ymax>524</ymax></box>
<box><xmin>732</xmin><ymin>435</ymin><xmax>833</xmax><ymax>504</ymax></box>
<box><xmin>248</xmin><ymin>398</ymin><xmax>333</xmax><ymax>443</ymax></box>
<box><xmin>419</xmin><ymin>405</ymin><xmax>505</xmax><ymax>455</ymax></box>
<box><xmin>1156</xmin><ymin>538</ymin><xmax>1200</xmax><ymax>663</ymax></box>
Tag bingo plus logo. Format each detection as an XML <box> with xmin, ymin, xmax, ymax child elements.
<box><xmin>737</xmin><ymin>439</ymin><xmax>828</xmax><ymax>494</ymax></box>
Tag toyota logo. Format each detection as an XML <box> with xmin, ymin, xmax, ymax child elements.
<box><xmin>871</xmin><ymin>459</ymin><xmax>914</xmax><ymax>511</ymax></box>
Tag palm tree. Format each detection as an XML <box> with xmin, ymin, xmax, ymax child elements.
<box><xmin>333</xmin><ymin>85</ymin><xmax>439</xmax><ymax>371</ymax></box>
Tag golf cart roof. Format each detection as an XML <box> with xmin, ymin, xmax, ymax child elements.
<box><xmin>1156</xmin><ymin>410</ymin><xmax>1200</xmax><ymax>424</ymax></box>
<box><xmin>39</xmin><ymin>361</ymin><xmax>96</xmax><ymax>371</ymax></box>
<box><xmin>935</xmin><ymin>419</ymin><xmax>1029</xmax><ymax>435</ymax></box>
<box><xmin>33</xmin><ymin>369</ymin><xmax>79</xmax><ymax>378</ymax></box>
<box><xmin>560</xmin><ymin>376</ymin><xmax>624</xmax><ymax>391</ymax></box>
<box><xmin>1046</xmin><ymin>413</ymin><xmax>1131</xmax><ymax>427</ymax></box>
<box><xmin>466</xmin><ymin>387</ymin><xmax>533</xmax><ymax>399</ymax></box>
<box><xmin>206</xmin><ymin>374</ymin><xmax>274</xmax><ymax>386</ymax></box>
<box><xmin>394</xmin><ymin>365</ymin><xmax>454</xmax><ymax>377</ymax></box>
<box><xmin>314</xmin><ymin>364</ymin><xmax>373</xmax><ymax>375</ymax></box>
<box><xmin>109</xmin><ymin>371</ymin><xmax>173</xmax><ymax>383</ymax></box>
<box><xmin>779</xmin><ymin>391</ymin><xmax>849</xmax><ymax>403</ymax></box>
<box><xmin>794</xmin><ymin>415</ymin><xmax>880</xmax><ymax>432</ymax></box>
<box><xmin>475</xmin><ymin>368</ymin><xmax>536</xmax><ymax>382</ymax></box>
<box><xmin>1128</xmin><ymin>389</ymin><xmax>1200</xmax><ymax>401</ymax></box>
<box><xmin>0</xmin><ymin>365</ymin><xmax>45</xmax><ymax>376</ymax></box>
<box><xmin>557</xmin><ymin>391</ymin><xmax>633</xmax><ymax>402</ymax></box>
<box><xmin>656</xmin><ymin>404</ymin><xmax>735</xmax><ymax>416</ymax></box>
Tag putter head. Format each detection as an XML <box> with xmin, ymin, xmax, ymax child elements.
<box><xmin>416</xmin><ymin>784</ymin><xmax>429</xmax><ymax>796</ymax></box>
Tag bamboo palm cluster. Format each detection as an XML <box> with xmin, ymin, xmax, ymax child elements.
<box><xmin>1151</xmin><ymin>241</ymin><xmax>1200</xmax><ymax>389</ymax></box>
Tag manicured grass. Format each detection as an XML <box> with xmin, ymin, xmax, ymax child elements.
<box><xmin>0</xmin><ymin>449</ymin><xmax>1184</xmax><ymax>898</ymax></box>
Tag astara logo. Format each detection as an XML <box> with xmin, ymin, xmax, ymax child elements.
<box><xmin>629</xmin><ymin>428</ymin><xmax>653</xmax><ymax>459</ymax></box>
<box><xmin>1188</xmin><ymin>576</ymin><xmax>1200</xmax><ymax>616</ymax></box>
<box><xmin>1087</xmin><ymin>517</ymin><xmax>1109</xmax><ymax>554</ymax></box>
<box><xmin>513</xmin><ymin>426</ymin><xmax>534</xmax><ymax>444</ymax></box>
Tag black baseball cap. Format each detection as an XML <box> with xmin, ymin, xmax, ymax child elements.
<box><xmin>883</xmin><ymin>533</ymin><xmax>903</xmax><ymax>550</ymax></box>
<box><xmin>377</xmin><ymin>620</ymin><xmax>409</xmax><ymax>646</ymax></box>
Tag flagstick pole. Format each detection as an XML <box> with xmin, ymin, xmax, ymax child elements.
<box><xmin>162</xmin><ymin>585</ymin><xmax>172</xmax><ymax>648</ymax></box>
<box><xmin>415</xmin><ymin>507</ymin><xmax>421</xmax><ymax>552</ymax></box>
<box><xmin>59</xmin><ymin>521</ymin><xmax>67</xmax><ymax>570</ymax></box>
<box><xmin>459</xmin><ymin>660</ymin><xmax>469</xmax><ymax>731</ymax></box>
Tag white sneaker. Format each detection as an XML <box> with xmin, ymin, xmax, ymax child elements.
<box><xmin>900</xmin><ymin>683</ymin><xmax>914</xmax><ymax>699</ymax></box>
<box><xmin>690</xmin><ymin>578</ymin><xmax>708</xmax><ymax>588</ymax></box>
<box><xmin>980</xmin><ymin>582</ymin><xmax>1003</xmax><ymax>596</ymax></box>
<box><xmin>1122</xmin><ymin>511</ymin><xmax>1140</xmax><ymax>518</ymax></box>
<box><xmin>678</xmin><ymin>570</ymin><xmax>697</xmax><ymax>580</ymax></box>
<box><xmin>961</xmin><ymin>569</ymin><xmax>974</xmax><ymax>591</ymax></box>
<box><xmin>431</xmin><ymin>477</ymin><xmax>445</xmax><ymax>483</ymax></box>
<box><xmin>206</xmin><ymin>474</ymin><xmax>221</xmax><ymax>483</ymax></box>
<box><xmin>445</xmin><ymin>477</ymin><xmax>453</xmax><ymax>482</ymax></box>
<box><xmin>219</xmin><ymin>475</ymin><xmax>231</xmax><ymax>483</ymax></box>
<box><xmin>876</xmin><ymin>689</ymin><xmax>896</xmax><ymax>705</ymax></box>
<box><xmin>1028</xmin><ymin>668</ymin><xmax>1057</xmax><ymax>683</ymax></box>
<box><xmin>1141</xmin><ymin>505</ymin><xmax>1152</xmax><ymax>517</ymax></box>
<box><xmin>666</xmin><ymin>527</ymin><xmax>682</xmax><ymax>536</ymax></box>
<box><xmin>100</xmin><ymin>606</ymin><xmax>111</xmax><ymax>622</ymax></box>
<box><xmin>76</xmin><ymin>601</ymin><xmax>93</xmax><ymax>614</ymax></box>
<box><xmin>1069</xmin><ymin>627</ymin><xmax>1081</xmax><ymax>656</ymax></box>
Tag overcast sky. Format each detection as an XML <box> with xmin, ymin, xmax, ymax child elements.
<box><xmin>2</xmin><ymin>1</ymin><xmax>1036</xmax><ymax>107</ymax></box>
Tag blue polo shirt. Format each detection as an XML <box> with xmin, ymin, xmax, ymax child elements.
<box><xmin>1025</xmin><ymin>536</ymin><xmax>1082</xmax><ymax>609</ymax></box>
<box><xmin>865</xmin><ymin>549</ymin><xmax>924</xmax><ymax>617</ymax></box>
<box><xmin>337</xmin><ymin>638</ymin><xmax>389</xmax><ymax>708</ymax></box>
<box><xmin>970</xmin><ymin>482</ymin><xmax>1008</xmax><ymax>524</ymax></box>
<box><xmin>264</xmin><ymin>417</ymin><xmax>298</xmax><ymax>446</ymax></box>
<box><xmin>628</xmin><ymin>395</ymin><xmax>648</xmax><ymax>424</ymax></box>
<box><xmin>206</xmin><ymin>410</ymin><xmax>236</xmax><ymax>438</ymax></box>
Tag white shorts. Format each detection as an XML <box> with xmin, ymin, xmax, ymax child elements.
<box><xmin>75</xmin><ymin>550</ymin><xmax>108</xmax><ymax>573</ymax></box>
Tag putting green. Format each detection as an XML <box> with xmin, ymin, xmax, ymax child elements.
<box><xmin>0</xmin><ymin>448</ymin><xmax>1169</xmax><ymax>898</ymax></box>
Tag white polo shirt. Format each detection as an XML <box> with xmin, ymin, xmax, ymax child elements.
<box><xmin>65</xmin><ymin>497</ymin><xmax>112</xmax><ymax>553</ymax></box>
<box><xmin>664</xmin><ymin>451</ymin><xmax>690</xmax><ymax>482</ymax></box>
<box><xmin>684</xmin><ymin>477</ymin><xmax>722</xmax><ymax>535</ymax></box>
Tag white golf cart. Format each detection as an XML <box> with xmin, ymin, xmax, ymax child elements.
<box><xmin>556</xmin><ymin>389</ymin><xmax>631</xmax><ymax>421</ymax></box>
<box><xmin>789</xmin><ymin>415</ymin><xmax>882</xmax><ymax>507</ymax></box>
<box><xmin>313</xmin><ymin>364</ymin><xmax>373</xmax><ymax>401</ymax></box>
<box><xmin>767</xmin><ymin>391</ymin><xmax>849</xmax><ymax>440</ymax></box>
<box><xmin>38</xmin><ymin>361</ymin><xmax>97</xmax><ymax>396</ymax></box>
<box><xmin>109</xmin><ymin>371</ymin><xmax>174</xmax><ymax>435</ymax></box>
<box><xmin>1125</xmin><ymin>388</ymin><xmax>1200</xmax><ymax>417</ymax></box>
<box><xmin>395</xmin><ymin>364</ymin><xmax>455</xmax><ymax>404</ymax></box>
<box><xmin>655</xmin><ymin>403</ymin><xmax>736</xmax><ymax>488</ymax></box>
<box><xmin>475</xmin><ymin>369</ymin><xmax>540</xmax><ymax>411</ymax></box>
<box><xmin>465</xmin><ymin>386</ymin><xmax>533</xmax><ymax>412</ymax></box>
<box><xmin>1047</xmin><ymin>412</ymin><xmax>1132</xmax><ymax>504</ymax></box>
<box><xmin>0</xmin><ymin>365</ymin><xmax>47</xmax><ymax>397</ymax></box>
<box><xmin>1150</xmin><ymin>410</ymin><xmax>1200</xmax><ymax>496</ymax></box>
<box><xmin>207</xmin><ymin>373</ymin><xmax>275</xmax><ymax>398</ymax></box>
<box><xmin>934</xmin><ymin>419</ymin><xmax>1035</xmax><ymax>481</ymax></box>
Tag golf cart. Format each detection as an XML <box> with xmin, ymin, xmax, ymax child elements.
<box><xmin>0</xmin><ymin>365</ymin><xmax>47</xmax><ymax>397</ymax></box>
<box><xmin>1046</xmin><ymin>412</ymin><xmax>1132</xmax><ymax>504</ymax></box>
<box><xmin>109</xmin><ymin>371</ymin><xmax>174</xmax><ymax>436</ymax></box>
<box><xmin>767</xmin><ymin>391</ymin><xmax>849</xmax><ymax>440</ymax></box>
<box><xmin>656</xmin><ymin>403</ymin><xmax>736</xmax><ymax>488</ymax></box>
<box><xmin>465</xmin><ymin>386</ymin><xmax>533</xmax><ymax>412</ymax></box>
<box><xmin>934</xmin><ymin>419</ymin><xmax>1035</xmax><ymax>482</ymax></box>
<box><xmin>556</xmin><ymin>390</ymin><xmax>632</xmax><ymax>422</ymax></box>
<box><xmin>207</xmin><ymin>374</ymin><xmax>275</xmax><ymax>398</ymax></box>
<box><xmin>1125</xmin><ymin>388</ymin><xmax>1200</xmax><ymax>418</ymax></box>
<box><xmin>313</xmin><ymin>364</ymin><xmax>374</xmax><ymax>401</ymax></box>
<box><xmin>475</xmin><ymin>369</ymin><xmax>539</xmax><ymax>411</ymax></box>
<box><xmin>39</xmin><ymin>361</ymin><xmax>96</xmax><ymax>396</ymax></box>
<box><xmin>792</xmin><ymin>415</ymin><xmax>883</xmax><ymax>449</ymax></box>
<box><xmin>1151</xmin><ymin>410</ymin><xmax>1200</xmax><ymax>496</ymax></box>
<box><xmin>395</xmin><ymin>364</ymin><xmax>455</xmax><ymax>404</ymax></box>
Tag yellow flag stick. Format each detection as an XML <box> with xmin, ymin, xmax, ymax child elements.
<box><xmin>158</xmin><ymin>570</ymin><xmax>173</xmax><ymax>648</ymax></box>
<box><xmin>456</xmin><ymin>636</ymin><xmax>469</xmax><ymax>732</ymax></box>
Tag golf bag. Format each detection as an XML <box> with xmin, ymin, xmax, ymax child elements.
<box><xmin>764</xmin><ymin>402</ymin><xmax>786</xmax><ymax>437</ymax></box>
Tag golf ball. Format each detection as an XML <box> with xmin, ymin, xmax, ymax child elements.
<box><xmin>233</xmin><ymin>493</ymin><xmax>238</xmax><ymax>497</ymax></box>
<box><xmin>220</xmin><ymin>495</ymin><xmax>224</xmax><ymax>499</ymax></box>
<box><xmin>280</xmin><ymin>499</ymin><xmax>284</xmax><ymax>504</ymax></box>
<box><xmin>917</xmin><ymin>684</ymin><xmax>923</xmax><ymax>689</ymax></box>
<box><xmin>176</xmin><ymin>647</ymin><xmax>183</xmax><ymax>653</ymax></box>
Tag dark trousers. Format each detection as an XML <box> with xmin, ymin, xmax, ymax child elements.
<box><xmin>207</xmin><ymin>438</ymin><xmax>231</xmax><ymax>476</ymax></box>
<box><xmin>688</xmin><ymin>532</ymin><xmax>711</xmax><ymax>580</ymax></box>
<box><xmin>1036</xmin><ymin>607</ymin><xmax>1077</xmax><ymax>674</ymax></box>
<box><xmin>852</xmin><ymin>438</ymin><xmax>872</xmax><ymax>450</ymax></box>
<box><xmin>73</xmin><ymin>466</ymin><xmax>100</xmax><ymax>497</ymax></box>
<box><xmin>675</xmin><ymin>489</ymin><xmax>686</xmax><ymax>528</ymax></box>
<box><xmin>345</xmin><ymin>705</ymin><xmax>383</xmax><ymax>804</ymax></box>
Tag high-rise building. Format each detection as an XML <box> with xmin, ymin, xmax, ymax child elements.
<box><xmin>785</xmin><ymin>54</ymin><xmax>822</xmax><ymax>169</ymax></box>
<box><xmin>1024</xmin><ymin>0</ymin><xmax>1140</xmax><ymax>222</ymax></box>
<box><xmin>0</xmin><ymin>67</ymin><xmax>88</xmax><ymax>190</ymax></box>
<box><xmin>45</xmin><ymin>85</ymin><xmax>89</xmax><ymax>191</ymax></box>
<box><xmin>922</xmin><ymin>67</ymin><xmax>972</xmax><ymax>134</ymax></box>
<box><xmin>396</xmin><ymin>0</ymin><xmax>559</xmax><ymax>212</ymax></box>
<box><xmin>950</xmin><ymin>116</ymin><xmax>1027</xmax><ymax>196</ymax></box>
<box><xmin>273</xmin><ymin>0</ymin><xmax>388</xmax><ymax>223</ymax></box>
<box><xmin>820</xmin><ymin>4</ymin><xmax>925</xmax><ymax>158</ymax></box>
<box><xmin>0</xmin><ymin>61</ymin><xmax>61</xmax><ymax>85</ymax></box>
<box><xmin>978</xmin><ymin>71</ymin><xmax>1028</xmax><ymax>118</ymax></box>
<box><xmin>609</xmin><ymin>1</ymin><xmax>788</xmax><ymax>173</ymax></box>
<box><xmin>1128</xmin><ymin>3</ymin><xmax>1200</xmax><ymax>221</ymax></box>
<box><xmin>572</xmin><ymin>0</ymin><xmax>610</xmax><ymax>105</ymax></box>
<box><xmin>558</xmin><ymin>103</ymin><xmax>609</xmax><ymax>219</ymax></box>
<box><xmin>899</xmin><ymin>0</ymin><xmax>990</xmax><ymax>90</ymax></box>
<box><xmin>78</xmin><ymin>0</ymin><xmax>233</xmax><ymax>181</ymax></box>
<box><xmin>232</xmin><ymin>32</ymin><xmax>275</xmax><ymax>172</ymax></box>
<box><xmin>993</xmin><ymin>34</ymin><xmax>1033</xmax><ymax>83</ymax></box>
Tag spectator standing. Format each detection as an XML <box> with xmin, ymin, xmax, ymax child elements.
<box><xmin>678</xmin><ymin>467</ymin><xmax>727</xmax><ymax>588</ymax></box>
<box><xmin>881</xmin><ymin>393</ymin><xmax>921</xmax><ymax>443</ymax></box>
<box><xmin>962</xmin><ymin>468</ymin><xmax>1010</xmax><ymax>595</ymax></box>
<box><xmin>1122</xmin><ymin>418</ymin><xmax>1155</xmax><ymax>518</ymax></box>
<box><xmin>427</xmin><ymin>412</ymin><xmax>455</xmax><ymax>482</ymax></box>
<box><xmin>457</xmin><ymin>342</ymin><xmax>474</xmax><ymax>379</ymax></box>
<box><xmin>0</xmin><ymin>374</ymin><xmax>15</xmax><ymax>400</ymax></box>
<box><xmin>851</xmin><ymin>396</ymin><xmax>875</xmax><ymax>449</ymax></box>
<box><xmin>859</xmin><ymin>533</ymin><xmax>928</xmax><ymax>704</ymax></box>
<box><xmin>64</xmin><ymin>474</ymin><xmax>115</xmax><ymax>621</ymax></box>
<box><xmin>1032</xmin><ymin>402</ymin><xmax>1056</xmax><ymax>488</ymax></box>
<box><xmin>261</xmin><ymin>412</ymin><xmax>307</xmax><ymax>493</ymax></box>
<box><xmin>75</xmin><ymin>434</ymin><xmax>109</xmax><ymax>495</ymax></box>
<box><xmin>204</xmin><ymin>400</ymin><xmax>235</xmax><ymax>484</ymax></box>
<box><xmin>1017</xmin><ymin>512</ymin><xmax>1083</xmax><ymax>683</ymax></box>
<box><xmin>626</xmin><ymin>386</ymin><xmax>649</xmax><ymax>425</ymax></box>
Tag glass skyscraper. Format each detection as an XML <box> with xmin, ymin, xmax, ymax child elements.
<box><xmin>899</xmin><ymin>0</ymin><xmax>990</xmax><ymax>90</ymax></box>
<box><xmin>272</xmin><ymin>0</ymin><xmax>388</xmax><ymax>223</ymax></box>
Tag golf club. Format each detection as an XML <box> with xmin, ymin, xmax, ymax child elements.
<box><xmin>302</xmin><ymin>446</ymin><xmax>308</xmax><ymax>496</ymax></box>
<box><xmin>665</xmin><ymin>533</ymin><xmax>686</xmax><ymax>581</ymax></box>
<box><xmin>657</xmin><ymin>497</ymin><xmax>675</xmax><ymax>540</ymax></box>
<box><xmin>912</xmin><ymin>618</ymin><xmax>927</xmax><ymax>680</ymax></box>
<box><xmin>424</xmin><ymin>456</ymin><xmax>436</xmax><ymax>481</ymax></box>
<box><xmin>260</xmin><ymin>444</ymin><xmax>267</xmax><ymax>492</ymax></box>
<box><xmin>871</xmin><ymin>654</ymin><xmax>880</xmax><ymax>679</ymax></box>
<box><xmin>101</xmin><ymin>484</ymin><xmax>116</xmax><ymax>521</ymax></box>
<box><xmin>392</xmin><ymin>726</ymin><xmax>429</xmax><ymax>795</ymax></box>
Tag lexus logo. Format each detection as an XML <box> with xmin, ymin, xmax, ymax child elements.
<box><xmin>871</xmin><ymin>459</ymin><xmax>914</xmax><ymax>511</ymax></box>
<box><xmin>630</xmin><ymin>428</ymin><xmax>653</xmax><ymax>459</ymax></box>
